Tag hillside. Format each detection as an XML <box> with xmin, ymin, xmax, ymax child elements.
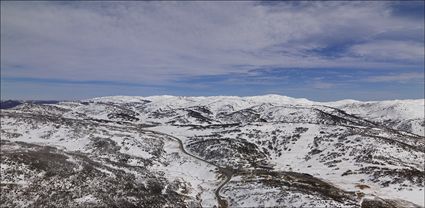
<box><xmin>1</xmin><ymin>95</ymin><xmax>424</xmax><ymax>207</ymax></box>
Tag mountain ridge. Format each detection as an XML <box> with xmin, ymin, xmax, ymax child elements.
<box><xmin>1</xmin><ymin>95</ymin><xmax>424</xmax><ymax>207</ymax></box>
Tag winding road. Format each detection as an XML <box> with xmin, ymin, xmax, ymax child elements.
<box><xmin>143</xmin><ymin>129</ymin><xmax>233</xmax><ymax>208</ymax></box>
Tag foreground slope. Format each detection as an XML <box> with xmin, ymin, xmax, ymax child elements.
<box><xmin>1</xmin><ymin>95</ymin><xmax>424</xmax><ymax>207</ymax></box>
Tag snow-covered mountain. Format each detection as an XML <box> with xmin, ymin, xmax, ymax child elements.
<box><xmin>1</xmin><ymin>95</ymin><xmax>424</xmax><ymax>207</ymax></box>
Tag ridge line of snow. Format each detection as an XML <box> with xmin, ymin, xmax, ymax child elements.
<box><xmin>86</xmin><ymin>94</ymin><xmax>424</xmax><ymax>106</ymax></box>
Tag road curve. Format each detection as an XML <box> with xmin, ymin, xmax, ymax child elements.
<box><xmin>4</xmin><ymin>112</ymin><xmax>233</xmax><ymax>207</ymax></box>
<box><xmin>143</xmin><ymin>129</ymin><xmax>232</xmax><ymax>208</ymax></box>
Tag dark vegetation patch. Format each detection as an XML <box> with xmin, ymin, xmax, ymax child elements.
<box><xmin>107</xmin><ymin>113</ymin><xmax>139</xmax><ymax>122</ymax></box>
<box><xmin>187</xmin><ymin>137</ymin><xmax>266</xmax><ymax>169</ymax></box>
<box><xmin>1</xmin><ymin>141</ymin><xmax>188</xmax><ymax>208</ymax></box>
<box><xmin>361</xmin><ymin>197</ymin><xmax>422</xmax><ymax>208</ymax></box>
<box><xmin>234</xmin><ymin>169</ymin><xmax>358</xmax><ymax>206</ymax></box>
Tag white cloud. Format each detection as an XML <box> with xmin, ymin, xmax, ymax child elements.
<box><xmin>312</xmin><ymin>81</ymin><xmax>335</xmax><ymax>89</ymax></box>
<box><xmin>365</xmin><ymin>72</ymin><xmax>425</xmax><ymax>82</ymax></box>
<box><xmin>349</xmin><ymin>40</ymin><xmax>424</xmax><ymax>62</ymax></box>
<box><xmin>1</xmin><ymin>1</ymin><xmax>423</xmax><ymax>83</ymax></box>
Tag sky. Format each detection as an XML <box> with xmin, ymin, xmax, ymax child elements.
<box><xmin>1</xmin><ymin>1</ymin><xmax>424</xmax><ymax>101</ymax></box>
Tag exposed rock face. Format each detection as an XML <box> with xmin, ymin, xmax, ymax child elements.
<box><xmin>1</xmin><ymin>95</ymin><xmax>424</xmax><ymax>207</ymax></box>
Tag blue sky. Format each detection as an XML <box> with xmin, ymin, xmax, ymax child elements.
<box><xmin>1</xmin><ymin>1</ymin><xmax>424</xmax><ymax>101</ymax></box>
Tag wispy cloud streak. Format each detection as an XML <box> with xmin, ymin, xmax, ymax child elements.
<box><xmin>365</xmin><ymin>72</ymin><xmax>425</xmax><ymax>83</ymax></box>
<box><xmin>1</xmin><ymin>1</ymin><xmax>423</xmax><ymax>84</ymax></box>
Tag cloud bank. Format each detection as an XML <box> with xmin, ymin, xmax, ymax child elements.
<box><xmin>2</xmin><ymin>1</ymin><xmax>423</xmax><ymax>84</ymax></box>
<box><xmin>1</xmin><ymin>1</ymin><xmax>424</xmax><ymax>100</ymax></box>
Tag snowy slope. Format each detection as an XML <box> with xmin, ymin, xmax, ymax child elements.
<box><xmin>330</xmin><ymin>99</ymin><xmax>425</xmax><ymax>136</ymax></box>
<box><xmin>1</xmin><ymin>95</ymin><xmax>424</xmax><ymax>207</ymax></box>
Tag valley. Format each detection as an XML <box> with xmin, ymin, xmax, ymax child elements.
<box><xmin>1</xmin><ymin>95</ymin><xmax>424</xmax><ymax>207</ymax></box>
